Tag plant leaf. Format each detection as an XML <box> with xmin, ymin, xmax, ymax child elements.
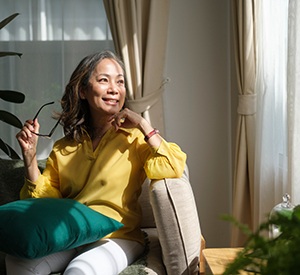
<box><xmin>0</xmin><ymin>52</ymin><xmax>22</xmax><ymax>58</ymax></box>
<box><xmin>222</xmin><ymin>214</ymin><xmax>253</xmax><ymax>237</ymax></box>
<box><xmin>0</xmin><ymin>110</ymin><xmax>23</xmax><ymax>129</ymax></box>
<box><xmin>0</xmin><ymin>13</ymin><xmax>19</xmax><ymax>29</ymax></box>
<box><xmin>0</xmin><ymin>90</ymin><xmax>25</xmax><ymax>103</ymax></box>
<box><xmin>0</xmin><ymin>138</ymin><xmax>21</xmax><ymax>159</ymax></box>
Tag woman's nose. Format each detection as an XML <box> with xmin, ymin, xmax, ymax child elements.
<box><xmin>107</xmin><ymin>83</ymin><xmax>118</xmax><ymax>94</ymax></box>
<box><xmin>107</xmin><ymin>88</ymin><xmax>118</xmax><ymax>95</ymax></box>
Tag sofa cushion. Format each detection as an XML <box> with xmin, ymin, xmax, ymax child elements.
<box><xmin>141</xmin><ymin>228</ymin><xmax>166</xmax><ymax>275</ymax></box>
<box><xmin>149</xmin><ymin>166</ymin><xmax>201</xmax><ymax>274</ymax></box>
<box><xmin>119</xmin><ymin>228</ymin><xmax>166</xmax><ymax>275</ymax></box>
<box><xmin>139</xmin><ymin>178</ymin><xmax>156</xmax><ymax>228</ymax></box>
<box><xmin>0</xmin><ymin>198</ymin><xmax>123</xmax><ymax>259</ymax></box>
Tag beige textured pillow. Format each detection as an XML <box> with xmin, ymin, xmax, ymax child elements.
<box><xmin>149</xmin><ymin>166</ymin><xmax>201</xmax><ymax>275</ymax></box>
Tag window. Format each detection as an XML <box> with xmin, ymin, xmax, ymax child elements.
<box><xmin>0</xmin><ymin>0</ymin><xmax>114</xmax><ymax>159</ymax></box>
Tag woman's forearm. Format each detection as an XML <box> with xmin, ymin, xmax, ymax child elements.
<box><xmin>22</xmin><ymin>150</ymin><xmax>40</xmax><ymax>182</ymax></box>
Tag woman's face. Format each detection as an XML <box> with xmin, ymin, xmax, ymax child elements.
<box><xmin>80</xmin><ymin>58</ymin><xmax>126</xmax><ymax>117</ymax></box>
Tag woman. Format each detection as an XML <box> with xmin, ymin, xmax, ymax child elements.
<box><xmin>8</xmin><ymin>50</ymin><xmax>186</xmax><ymax>274</ymax></box>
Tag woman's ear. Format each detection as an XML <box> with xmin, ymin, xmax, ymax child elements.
<box><xmin>79</xmin><ymin>89</ymin><xmax>86</xmax><ymax>100</ymax></box>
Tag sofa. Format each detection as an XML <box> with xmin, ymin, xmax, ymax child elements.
<box><xmin>0</xmin><ymin>158</ymin><xmax>204</xmax><ymax>275</ymax></box>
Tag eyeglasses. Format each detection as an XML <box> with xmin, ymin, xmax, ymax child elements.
<box><xmin>31</xmin><ymin>101</ymin><xmax>60</xmax><ymax>138</ymax></box>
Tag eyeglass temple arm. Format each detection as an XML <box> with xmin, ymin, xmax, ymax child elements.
<box><xmin>32</xmin><ymin>101</ymin><xmax>55</xmax><ymax>121</ymax></box>
<box><xmin>48</xmin><ymin>118</ymin><xmax>61</xmax><ymax>138</ymax></box>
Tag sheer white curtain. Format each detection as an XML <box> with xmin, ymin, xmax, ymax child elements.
<box><xmin>0</xmin><ymin>0</ymin><xmax>109</xmax><ymax>41</ymax></box>
<box><xmin>254</xmin><ymin>0</ymin><xmax>289</xmax><ymax>228</ymax></box>
<box><xmin>0</xmin><ymin>0</ymin><xmax>113</xmax><ymax>159</ymax></box>
<box><xmin>287</xmin><ymin>0</ymin><xmax>300</xmax><ymax>206</ymax></box>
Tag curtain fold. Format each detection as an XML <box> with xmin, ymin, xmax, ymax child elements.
<box><xmin>103</xmin><ymin>0</ymin><xmax>170</xmax><ymax>133</ymax></box>
<box><xmin>231</xmin><ymin>0</ymin><xmax>257</xmax><ymax>246</ymax></box>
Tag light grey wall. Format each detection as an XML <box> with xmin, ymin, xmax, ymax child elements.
<box><xmin>164</xmin><ymin>0</ymin><xmax>232</xmax><ymax>247</ymax></box>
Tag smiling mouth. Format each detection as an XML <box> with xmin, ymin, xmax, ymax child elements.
<box><xmin>103</xmin><ymin>98</ymin><xmax>119</xmax><ymax>104</ymax></box>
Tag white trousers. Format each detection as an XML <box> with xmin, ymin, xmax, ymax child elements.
<box><xmin>5</xmin><ymin>238</ymin><xmax>144</xmax><ymax>275</ymax></box>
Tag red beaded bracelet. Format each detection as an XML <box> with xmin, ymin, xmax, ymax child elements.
<box><xmin>144</xmin><ymin>128</ymin><xmax>159</xmax><ymax>142</ymax></box>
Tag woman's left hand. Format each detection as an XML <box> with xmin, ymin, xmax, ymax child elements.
<box><xmin>109</xmin><ymin>108</ymin><xmax>162</xmax><ymax>147</ymax></box>
<box><xmin>109</xmin><ymin>108</ymin><xmax>144</xmax><ymax>131</ymax></box>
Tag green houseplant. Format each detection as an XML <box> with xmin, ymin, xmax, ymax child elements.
<box><xmin>223</xmin><ymin>205</ymin><xmax>300</xmax><ymax>274</ymax></box>
<box><xmin>0</xmin><ymin>13</ymin><xmax>25</xmax><ymax>159</ymax></box>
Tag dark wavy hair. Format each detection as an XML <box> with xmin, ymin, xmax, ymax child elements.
<box><xmin>59</xmin><ymin>50</ymin><xmax>125</xmax><ymax>142</ymax></box>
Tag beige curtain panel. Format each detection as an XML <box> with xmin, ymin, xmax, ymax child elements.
<box><xmin>231</xmin><ymin>0</ymin><xmax>257</xmax><ymax>247</ymax></box>
<box><xmin>103</xmin><ymin>0</ymin><xmax>170</xmax><ymax>133</ymax></box>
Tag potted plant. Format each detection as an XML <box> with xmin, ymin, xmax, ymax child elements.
<box><xmin>0</xmin><ymin>13</ymin><xmax>25</xmax><ymax>159</ymax></box>
<box><xmin>223</xmin><ymin>205</ymin><xmax>300</xmax><ymax>274</ymax></box>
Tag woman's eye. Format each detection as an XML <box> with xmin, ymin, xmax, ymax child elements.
<box><xmin>99</xmin><ymin>78</ymin><xmax>108</xmax><ymax>82</ymax></box>
<box><xmin>117</xmin><ymin>79</ymin><xmax>125</xmax><ymax>85</ymax></box>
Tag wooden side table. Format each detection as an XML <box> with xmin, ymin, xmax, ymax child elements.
<box><xmin>199</xmin><ymin>235</ymin><xmax>206</xmax><ymax>274</ymax></box>
<box><xmin>203</xmin><ymin>248</ymin><xmax>248</xmax><ymax>275</ymax></box>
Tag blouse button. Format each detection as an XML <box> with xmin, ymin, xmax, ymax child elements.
<box><xmin>100</xmin><ymin>180</ymin><xmax>106</xmax><ymax>186</ymax></box>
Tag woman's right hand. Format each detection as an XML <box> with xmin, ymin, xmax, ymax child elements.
<box><xmin>16</xmin><ymin>119</ymin><xmax>40</xmax><ymax>154</ymax></box>
<box><xmin>16</xmin><ymin>119</ymin><xmax>41</xmax><ymax>182</ymax></box>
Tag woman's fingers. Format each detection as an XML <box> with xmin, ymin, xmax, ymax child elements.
<box><xmin>16</xmin><ymin>119</ymin><xmax>40</xmax><ymax>151</ymax></box>
<box><xmin>109</xmin><ymin>111</ymin><xmax>127</xmax><ymax>130</ymax></box>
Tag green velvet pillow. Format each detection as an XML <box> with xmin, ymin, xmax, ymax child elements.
<box><xmin>0</xmin><ymin>198</ymin><xmax>123</xmax><ymax>259</ymax></box>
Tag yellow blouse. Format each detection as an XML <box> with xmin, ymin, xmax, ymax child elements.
<box><xmin>20</xmin><ymin>127</ymin><xmax>186</xmax><ymax>244</ymax></box>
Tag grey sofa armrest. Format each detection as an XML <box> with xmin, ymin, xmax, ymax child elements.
<box><xmin>149</xmin><ymin>166</ymin><xmax>201</xmax><ymax>275</ymax></box>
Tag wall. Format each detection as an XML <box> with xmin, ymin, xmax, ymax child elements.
<box><xmin>164</xmin><ymin>0</ymin><xmax>232</xmax><ymax>247</ymax></box>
